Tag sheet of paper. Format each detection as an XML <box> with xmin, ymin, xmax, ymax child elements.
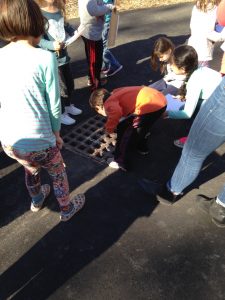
<box><xmin>166</xmin><ymin>94</ymin><xmax>185</xmax><ymax>111</ymax></box>
<box><xmin>64</xmin><ymin>25</ymin><xmax>85</xmax><ymax>47</ymax></box>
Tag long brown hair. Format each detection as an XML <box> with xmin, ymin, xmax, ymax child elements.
<box><xmin>172</xmin><ymin>45</ymin><xmax>198</xmax><ymax>99</ymax></box>
<box><xmin>150</xmin><ymin>37</ymin><xmax>175</xmax><ymax>74</ymax></box>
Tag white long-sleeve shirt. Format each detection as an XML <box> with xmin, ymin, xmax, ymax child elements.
<box><xmin>188</xmin><ymin>4</ymin><xmax>224</xmax><ymax>61</ymax></box>
<box><xmin>168</xmin><ymin>67</ymin><xmax>222</xmax><ymax>119</ymax></box>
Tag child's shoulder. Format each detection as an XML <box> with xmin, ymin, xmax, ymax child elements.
<box><xmin>34</xmin><ymin>47</ymin><xmax>57</xmax><ymax>63</ymax></box>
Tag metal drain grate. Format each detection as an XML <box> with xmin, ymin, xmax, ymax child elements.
<box><xmin>63</xmin><ymin>114</ymin><xmax>116</xmax><ymax>164</ymax></box>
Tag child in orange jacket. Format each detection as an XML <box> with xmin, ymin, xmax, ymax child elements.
<box><xmin>89</xmin><ymin>86</ymin><xmax>167</xmax><ymax>170</ymax></box>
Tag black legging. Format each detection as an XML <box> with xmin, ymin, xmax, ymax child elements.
<box><xmin>114</xmin><ymin>106</ymin><xmax>166</xmax><ymax>165</ymax></box>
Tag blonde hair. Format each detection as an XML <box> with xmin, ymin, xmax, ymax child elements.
<box><xmin>35</xmin><ymin>0</ymin><xmax>65</xmax><ymax>14</ymax></box>
<box><xmin>196</xmin><ymin>0</ymin><xmax>221</xmax><ymax>12</ymax></box>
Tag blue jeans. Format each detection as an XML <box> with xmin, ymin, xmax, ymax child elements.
<box><xmin>149</xmin><ymin>79</ymin><xmax>179</xmax><ymax>96</ymax></box>
<box><xmin>169</xmin><ymin>77</ymin><xmax>225</xmax><ymax>203</ymax></box>
<box><xmin>102</xmin><ymin>21</ymin><xmax>121</xmax><ymax>71</ymax></box>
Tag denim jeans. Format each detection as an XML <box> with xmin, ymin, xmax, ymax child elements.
<box><xmin>102</xmin><ymin>21</ymin><xmax>121</xmax><ymax>71</ymax></box>
<box><xmin>169</xmin><ymin>77</ymin><xmax>225</xmax><ymax>203</ymax></box>
<box><xmin>149</xmin><ymin>79</ymin><xmax>179</xmax><ymax>96</ymax></box>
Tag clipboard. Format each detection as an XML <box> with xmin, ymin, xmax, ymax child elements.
<box><xmin>107</xmin><ymin>3</ymin><xmax>119</xmax><ymax>47</ymax></box>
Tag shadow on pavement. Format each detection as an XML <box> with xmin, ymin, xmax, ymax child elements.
<box><xmin>0</xmin><ymin>170</ymin><xmax>157</xmax><ymax>299</ymax></box>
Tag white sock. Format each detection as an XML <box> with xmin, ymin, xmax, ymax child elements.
<box><xmin>216</xmin><ymin>197</ymin><xmax>225</xmax><ymax>208</ymax></box>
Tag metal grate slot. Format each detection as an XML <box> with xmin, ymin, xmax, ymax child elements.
<box><xmin>63</xmin><ymin>115</ymin><xmax>117</xmax><ymax>164</ymax></box>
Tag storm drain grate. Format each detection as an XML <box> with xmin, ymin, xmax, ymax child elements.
<box><xmin>63</xmin><ymin>114</ymin><xmax>116</xmax><ymax>164</ymax></box>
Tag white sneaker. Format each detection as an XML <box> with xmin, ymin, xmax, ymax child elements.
<box><xmin>61</xmin><ymin>112</ymin><xmax>76</xmax><ymax>125</ymax></box>
<box><xmin>108</xmin><ymin>160</ymin><xmax>120</xmax><ymax>169</ymax></box>
<box><xmin>65</xmin><ymin>104</ymin><xmax>82</xmax><ymax>116</ymax></box>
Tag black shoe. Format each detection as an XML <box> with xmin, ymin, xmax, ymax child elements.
<box><xmin>157</xmin><ymin>184</ymin><xmax>182</xmax><ymax>205</ymax></box>
<box><xmin>196</xmin><ymin>194</ymin><xmax>225</xmax><ymax>228</ymax></box>
<box><xmin>138</xmin><ymin>179</ymin><xmax>181</xmax><ymax>205</ymax></box>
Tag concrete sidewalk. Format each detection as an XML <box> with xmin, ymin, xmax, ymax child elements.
<box><xmin>1</xmin><ymin>3</ymin><xmax>225</xmax><ymax>299</ymax></box>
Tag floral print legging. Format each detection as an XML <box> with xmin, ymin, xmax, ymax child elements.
<box><xmin>3</xmin><ymin>145</ymin><xmax>70</xmax><ymax>207</ymax></box>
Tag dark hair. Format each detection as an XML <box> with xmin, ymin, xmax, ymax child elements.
<box><xmin>172</xmin><ymin>45</ymin><xmax>198</xmax><ymax>99</ymax></box>
<box><xmin>89</xmin><ymin>88</ymin><xmax>111</xmax><ymax>110</ymax></box>
<box><xmin>150</xmin><ymin>37</ymin><xmax>175</xmax><ymax>74</ymax></box>
<box><xmin>0</xmin><ymin>0</ymin><xmax>46</xmax><ymax>41</ymax></box>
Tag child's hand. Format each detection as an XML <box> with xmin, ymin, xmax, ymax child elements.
<box><xmin>161</xmin><ymin>111</ymin><xmax>168</xmax><ymax>119</ymax></box>
<box><xmin>111</xmin><ymin>5</ymin><xmax>117</xmax><ymax>12</ymax></box>
<box><xmin>56</xmin><ymin>136</ymin><xmax>64</xmax><ymax>150</ymax></box>
<box><xmin>53</xmin><ymin>41</ymin><xmax>64</xmax><ymax>51</ymax></box>
<box><xmin>173</xmin><ymin>95</ymin><xmax>186</xmax><ymax>102</ymax></box>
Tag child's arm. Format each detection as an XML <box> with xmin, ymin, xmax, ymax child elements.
<box><xmin>87</xmin><ymin>0</ymin><xmax>114</xmax><ymax>17</ymax></box>
<box><xmin>167</xmin><ymin>73</ymin><xmax>202</xmax><ymax>119</ymax></box>
<box><xmin>44</xmin><ymin>53</ymin><xmax>61</xmax><ymax>133</ymax></box>
<box><xmin>104</xmin><ymin>101</ymin><xmax>123</xmax><ymax>133</ymax></box>
<box><xmin>64</xmin><ymin>21</ymin><xmax>76</xmax><ymax>37</ymax></box>
<box><xmin>207</xmin><ymin>28</ymin><xmax>225</xmax><ymax>43</ymax></box>
<box><xmin>39</xmin><ymin>36</ymin><xmax>63</xmax><ymax>52</ymax></box>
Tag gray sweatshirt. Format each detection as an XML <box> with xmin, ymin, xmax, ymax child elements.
<box><xmin>78</xmin><ymin>0</ymin><xmax>113</xmax><ymax>41</ymax></box>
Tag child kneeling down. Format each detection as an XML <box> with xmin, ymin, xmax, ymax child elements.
<box><xmin>89</xmin><ymin>86</ymin><xmax>167</xmax><ymax>170</ymax></box>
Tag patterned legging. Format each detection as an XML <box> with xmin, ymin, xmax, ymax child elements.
<box><xmin>3</xmin><ymin>145</ymin><xmax>70</xmax><ymax>207</ymax></box>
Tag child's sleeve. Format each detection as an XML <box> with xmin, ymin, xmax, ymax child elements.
<box><xmin>87</xmin><ymin>0</ymin><xmax>113</xmax><ymax>17</ymax></box>
<box><xmin>44</xmin><ymin>53</ymin><xmax>61</xmax><ymax>132</ymax></box>
<box><xmin>39</xmin><ymin>36</ymin><xmax>55</xmax><ymax>51</ymax></box>
<box><xmin>105</xmin><ymin>101</ymin><xmax>123</xmax><ymax>133</ymax></box>
<box><xmin>207</xmin><ymin>28</ymin><xmax>225</xmax><ymax>42</ymax></box>
<box><xmin>167</xmin><ymin>74</ymin><xmax>202</xmax><ymax>119</ymax></box>
<box><xmin>64</xmin><ymin>21</ymin><xmax>76</xmax><ymax>36</ymax></box>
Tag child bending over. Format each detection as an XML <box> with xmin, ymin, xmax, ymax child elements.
<box><xmin>89</xmin><ymin>86</ymin><xmax>167</xmax><ymax>171</ymax></box>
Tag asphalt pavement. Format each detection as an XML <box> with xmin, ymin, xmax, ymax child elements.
<box><xmin>1</xmin><ymin>3</ymin><xmax>225</xmax><ymax>299</ymax></box>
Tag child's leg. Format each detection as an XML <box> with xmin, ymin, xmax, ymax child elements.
<box><xmin>82</xmin><ymin>36</ymin><xmax>103</xmax><ymax>90</ymax></box>
<box><xmin>41</xmin><ymin>147</ymin><xmax>70</xmax><ymax>208</ymax></box>
<box><xmin>113</xmin><ymin>117</ymin><xmax>134</xmax><ymax>167</ymax></box>
<box><xmin>58</xmin><ymin>65</ymin><xmax>71</xmax><ymax>113</ymax></box>
<box><xmin>41</xmin><ymin>146</ymin><xmax>85</xmax><ymax>221</ymax></box>
<box><xmin>135</xmin><ymin>107</ymin><xmax>167</xmax><ymax>153</ymax></box>
<box><xmin>102</xmin><ymin>20</ymin><xmax>121</xmax><ymax>72</ymax></box>
<box><xmin>59</xmin><ymin>64</ymin><xmax>82</xmax><ymax>116</ymax></box>
<box><xmin>2</xmin><ymin>145</ymin><xmax>44</xmax><ymax>202</ymax></box>
<box><xmin>149</xmin><ymin>79</ymin><xmax>167</xmax><ymax>92</ymax></box>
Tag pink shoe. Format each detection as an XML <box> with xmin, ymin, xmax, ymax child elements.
<box><xmin>174</xmin><ymin>136</ymin><xmax>187</xmax><ymax>149</ymax></box>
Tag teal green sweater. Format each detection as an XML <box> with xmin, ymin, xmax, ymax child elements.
<box><xmin>0</xmin><ymin>44</ymin><xmax>61</xmax><ymax>151</ymax></box>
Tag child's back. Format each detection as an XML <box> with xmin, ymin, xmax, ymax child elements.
<box><xmin>188</xmin><ymin>1</ymin><xmax>222</xmax><ymax>64</ymax></box>
<box><xmin>0</xmin><ymin>44</ymin><xmax>60</xmax><ymax>151</ymax></box>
